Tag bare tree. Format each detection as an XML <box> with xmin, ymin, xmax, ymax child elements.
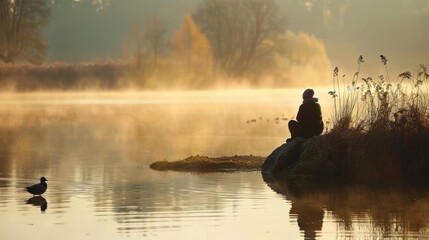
<box><xmin>0</xmin><ymin>0</ymin><xmax>51</xmax><ymax>64</ymax></box>
<box><xmin>193</xmin><ymin>0</ymin><xmax>285</xmax><ymax>76</ymax></box>
<box><xmin>128</xmin><ymin>16</ymin><xmax>167</xmax><ymax>83</ymax></box>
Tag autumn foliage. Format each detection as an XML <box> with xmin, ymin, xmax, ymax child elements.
<box><xmin>172</xmin><ymin>15</ymin><xmax>213</xmax><ymax>87</ymax></box>
<box><xmin>0</xmin><ymin>0</ymin><xmax>334</xmax><ymax>90</ymax></box>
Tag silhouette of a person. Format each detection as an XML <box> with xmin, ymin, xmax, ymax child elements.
<box><xmin>288</xmin><ymin>89</ymin><xmax>323</xmax><ymax>141</ymax></box>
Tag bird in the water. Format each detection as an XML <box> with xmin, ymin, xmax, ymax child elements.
<box><xmin>26</xmin><ymin>177</ymin><xmax>48</xmax><ymax>196</ymax></box>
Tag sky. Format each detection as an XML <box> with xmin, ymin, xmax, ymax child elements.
<box><xmin>45</xmin><ymin>0</ymin><xmax>429</xmax><ymax>79</ymax></box>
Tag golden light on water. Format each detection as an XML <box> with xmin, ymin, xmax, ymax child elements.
<box><xmin>0</xmin><ymin>89</ymin><xmax>429</xmax><ymax>239</ymax></box>
<box><xmin>1</xmin><ymin>0</ymin><xmax>429</xmax><ymax>238</ymax></box>
<box><xmin>0</xmin><ymin>88</ymin><xmax>333</xmax><ymax>105</ymax></box>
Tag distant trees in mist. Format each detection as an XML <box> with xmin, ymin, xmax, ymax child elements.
<box><xmin>193</xmin><ymin>0</ymin><xmax>285</xmax><ymax>76</ymax></box>
<box><xmin>127</xmin><ymin>0</ymin><xmax>287</xmax><ymax>87</ymax></box>
<box><xmin>0</xmin><ymin>0</ymin><xmax>332</xmax><ymax>90</ymax></box>
<box><xmin>0</xmin><ymin>0</ymin><xmax>51</xmax><ymax>64</ymax></box>
<box><xmin>172</xmin><ymin>16</ymin><xmax>213</xmax><ymax>87</ymax></box>
<box><xmin>128</xmin><ymin>16</ymin><xmax>167</xmax><ymax>86</ymax></box>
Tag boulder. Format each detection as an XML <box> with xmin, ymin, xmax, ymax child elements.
<box><xmin>262</xmin><ymin>137</ymin><xmax>318</xmax><ymax>173</ymax></box>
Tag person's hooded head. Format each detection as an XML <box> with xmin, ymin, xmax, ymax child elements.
<box><xmin>302</xmin><ymin>89</ymin><xmax>318</xmax><ymax>103</ymax></box>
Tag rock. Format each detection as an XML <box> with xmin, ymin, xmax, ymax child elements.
<box><xmin>262</xmin><ymin>137</ymin><xmax>318</xmax><ymax>173</ymax></box>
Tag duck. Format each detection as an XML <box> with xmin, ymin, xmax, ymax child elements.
<box><xmin>26</xmin><ymin>177</ymin><xmax>48</xmax><ymax>196</ymax></box>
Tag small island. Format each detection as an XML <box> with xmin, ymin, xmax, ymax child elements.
<box><xmin>264</xmin><ymin>59</ymin><xmax>429</xmax><ymax>185</ymax></box>
<box><xmin>150</xmin><ymin>155</ymin><xmax>265</xmax><ymax>172</ymax></box>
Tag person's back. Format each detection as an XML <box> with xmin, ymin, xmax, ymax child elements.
<box><xmin>288</xmin><ymin>89</ymin><xmax>324</xmax><ymax>140</ymax></box>
<box><xmin>297</xmin><ymin>97</ymin><xmax>323</xmax><ymax>137</ymax></box>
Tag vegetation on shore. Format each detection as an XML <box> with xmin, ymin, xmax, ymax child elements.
<box><xmin>0</xmin><ymin>61</ymin><xmax>131</xmax><ymax>91</ymax></box>
<box><xmin>150</xmin><ymin>155</ymin><xmax>265</xmax><ymax>172</ymax></box>
<box><xmin>279</xmin><ymin>56</ymin><xmax>429</xmax><ymax>184</ymax></box>
<box><xmin>0</xmin><ymin>60</ymin><xmax>285</xmax><ymax>91</ymax></box>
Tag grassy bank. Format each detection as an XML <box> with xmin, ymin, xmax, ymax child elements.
<box><xmin>0</xmin><ymin>60</ymin><xmax>298</xmax><ymax>91</ymax></box>
<box><xmin>0</xmin><ymin>61</ymin><xmax>219</xmax><ymax>91</ymax></box>
<box><xmin>281</xmin><ymin>56</ymin><xmax>429</xmax><ymax>184</ymax></box>
<box><xmin>0</xmin><ymin>61</ymin><xmax>133</xmax><ymax>91</ymax></box>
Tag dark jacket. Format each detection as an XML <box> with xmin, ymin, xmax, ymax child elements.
<box><xmin>296</xmin><ymin>98</ymin><xmax>324</xmax><ymax>138</ymax></box>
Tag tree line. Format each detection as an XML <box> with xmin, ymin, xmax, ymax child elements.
<box><xmin>128</xmin><ymin>0</ymin><xmax>286</xmax><ymax>85</ymax></box>
<box><xmin>0</xmin><ymin>0</ymin><xmax>50</xmax><ymax>64</ymax></box>
<box><xmin>0</xmin><ymin>0</ymin><xmax>288</xmax><ymax>87</ymax></box>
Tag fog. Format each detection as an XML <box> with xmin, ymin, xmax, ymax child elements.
<box><xmin>1</xmin><ymin>0</ymin><xmax>428</xmax><ymax>90</ymax></box>
<box><xmin>45</xmin><ymin>0</ymin><xmax>429</xmax><ymax>82</ymax></box>
<box><xmin>2</xmin><ymin>2</ymin><xmax>428</xmax><ymax>239</ymax></box>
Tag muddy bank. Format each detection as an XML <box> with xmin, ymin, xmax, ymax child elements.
<box><xmin>150</xmin><ymin>155</ymin><xmax>265</xmax><ymax>172</ymax></box>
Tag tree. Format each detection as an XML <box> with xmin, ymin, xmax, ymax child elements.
<box><xmin>172</xmin><ymin>15</ymin><xmax>213</xmax><ymax>86</ymax></box>
<box><xmin>128</xmin><ymin>15</ymin><xmax>167</xmax><ymax>84</ymax></box>
<box><xmin>0</xmin><ymin>0</ymin><xmax>51</xmax><ymax>64</ymax></box>
<box><xmin>193</xmin><ymin>0</ymin><xmax>285</xmax><ymax>76</ymax></box>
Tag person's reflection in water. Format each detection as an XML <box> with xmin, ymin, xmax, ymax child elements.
<box><xmin>289</xmin><ymin>200</ymin><xmax>324</xmax><ymax>240</ymax></box>
<box><xmin>27</xmin><ymin>196</ymin><xmax>48</xmax><ymax>213</ymax></box>
<box><xmin>262</xmin><ymin>173</ymin><xmax>324</xmax><ymax>240</ymax></box>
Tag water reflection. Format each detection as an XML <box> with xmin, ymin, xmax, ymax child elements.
<box><xmin>289</xmin><ymin>199</ymin><xmax>324</xmax><ymax>240</ymax></box>
<box><xmin>0</xmin><ymin>93</ymin><xmax>295</xmax><ymax>239</ymax></box>
<box><xmin>27</xmin><ymin>196</ymin><xmax>48</xmax><ymax>212</ymax></box>
<box><xmin>94</xmin><ymin>172</ymin><xmax>271</xmax><ymax>235</ymax></box>
<box><xmin>263</xmin><ymin>173</ymin><xmax>429</xmax><ymax>239</ymax></box>
<box><xmin>5</xmin><ymin>90</ymin><xmax>429</xmax><ymax>239</ymax></box>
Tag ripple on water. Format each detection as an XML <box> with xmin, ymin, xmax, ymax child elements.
<box><xmin>88</xmin><ymin>172</ymin><xmax>285</xmax><ymax>235</ymax></box>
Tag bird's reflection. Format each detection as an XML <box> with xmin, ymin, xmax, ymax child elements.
<box><xmin>27</xmin><ymin>196</ymin><xmax>48</xmax><ymax>212</ymax></box>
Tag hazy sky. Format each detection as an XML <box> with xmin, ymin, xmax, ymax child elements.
<box><xmin>45</xmin><ymin>0</ymin><xmax>429</xmax><ymax>76</ymax></box>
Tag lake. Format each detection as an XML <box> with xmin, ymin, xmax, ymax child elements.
<box><xmin>1</xmin><ymin>89</ymin><xmax>429</xmax><ymax>239</ymax></box>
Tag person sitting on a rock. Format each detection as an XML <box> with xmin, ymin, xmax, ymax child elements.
<box><xmin>288</xmin><ymin>89</ymin><xmax>324</xmax><ymax>142</ymax></box>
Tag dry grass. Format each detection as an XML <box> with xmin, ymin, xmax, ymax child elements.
<box><xmin>0</xmin><ymin>61</ymin><xmax>132</xmax><ymax>91</ymax></box>
<box><xmin>150</xmin><ymin>155</ymin><xmax>265</xmax><ymax>172</ymax></box>
<box><xmin>282</xmin><ymin>56</ymin><xmax>429</xmax><ymax>184</ymax></box>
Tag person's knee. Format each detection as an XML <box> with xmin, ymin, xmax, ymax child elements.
<box><xmin>289</xmin><ymin>120</ymin><xmax>301</xmax><ymax>139</ymax></box>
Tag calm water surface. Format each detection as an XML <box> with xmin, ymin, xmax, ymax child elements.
<box><xmin>1</xmin><ymin>89</ymin><xmax>429</xmax><ymax>239</ymax></box>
